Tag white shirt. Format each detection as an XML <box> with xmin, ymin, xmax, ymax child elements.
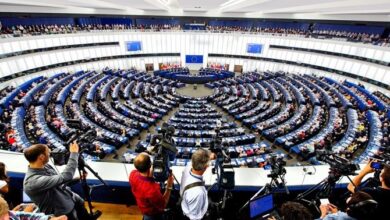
<box><xmin>180</xmin><ymin>164</ymin><xmax>208</xmax><ymax>220</ymax></box>
<box><xmin>0</xmin><ymin>180</ymin><xmax>7</xmax><ymax>189</ymax></box>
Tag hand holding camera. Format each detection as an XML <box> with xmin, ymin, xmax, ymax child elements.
<box><xmin>69</xmin><ymin>141</ymin><xmax>79</xmax><ymax>153</ymax></box>
<box><xmin>167</xmin><ymin>173</ymin><xmax>174</xmax><ymax>189</ymax></box>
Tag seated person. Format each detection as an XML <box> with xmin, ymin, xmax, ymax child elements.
<box><xmin>0</xmin><ymin>196</ymin><xmax>67</xmax><ymax>220</ymax></box>
<box><xmin>268</xmin><ymin>201</ymin><xmax>312</xmax><ymax>220</ymax></box>
<box><xmin>318</xmin><ymin>191</ymin><xmax>377</xmax><ymax>220</ymax></box>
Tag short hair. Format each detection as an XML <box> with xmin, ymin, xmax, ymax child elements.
<box><xmin>381</xmin><ymin>164</ymin><xmax>390</xmax><ymax>187</ymax></box>
<box><xmin>347</xmin><ymin>191</ymin><xmax>377</xmax><ymax>220</ymax></box>
<box><xmin>0</xmin><ymin>196</ymin><xmax>9</xmax><ymax>217</ymax></box>
<box><xmin>191</xmin><ymin>148</ymin><xmax>210</xmax><ymax>171</ymax></box>
<box><xmin>280</xmin><ymin>201</ymin><xmax>312</xmax><ymax>220</ymax></box>
<box><xmin>24</xmin><ymin>144</ymin><xmax>47</xmax><ymax>163</ymax></box>
<box><xmin>0</xmin><ymin>162</ymin><xmax>8</xmax><ymax>181</ymax></box>
<box><xmin>134</xmin><ymin>153</ymin><xmax>151</xmax><ymax>173</ymax></box>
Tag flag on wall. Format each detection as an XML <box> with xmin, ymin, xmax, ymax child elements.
<box><xmin>185</xmin><ymin>55</ymin><xmax>203</xmax><ymax>63</ymax></box>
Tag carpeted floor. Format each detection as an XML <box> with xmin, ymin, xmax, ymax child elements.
<box><xmin>176</xmin><ymin>84</ymin><xmax>214</xmax><ymax>97</ymax></box>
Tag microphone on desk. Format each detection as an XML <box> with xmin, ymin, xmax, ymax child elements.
<box><xmin>303</xmin><ymin>166</ymin><xmax>316</xmax><ymax>175</ymax></box>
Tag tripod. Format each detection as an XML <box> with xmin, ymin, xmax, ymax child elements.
<box><xmin>207</xmin><ymin>155</ymin><xmax>234</xmax><ymax>220</ymax></box>
<box><xmin>207</xmin><ymin>180</ymin><xmax>233</xmax><ymax>220</ymax></box>
<box><xmin>295</xmin><ymin>168</ymin><xmax>355</xmax><ymax>217</ymax></box>
<box><xmin>238</xmin><ymin>169</ymin><xmax>289</xmax><ymax>215</ymax></box>
<box><xmin>78</xmin><ymin>153</ymin><xmax>108</xmax><ymax>217</ymax></box>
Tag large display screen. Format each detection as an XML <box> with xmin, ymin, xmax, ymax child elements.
<box><xmin>185</xmin><ymin>55</ymin><xmax>203</xmax><ymax>63</ymax></box>
<box><xmin>126</xmin><ymin>41</ymin><xmax>142</xmax><ymax>51</ymax></box>
<box><xmin>247</xmin><ymin>43</ymin><xmax>263</xmax><ymax>54</ymax></box>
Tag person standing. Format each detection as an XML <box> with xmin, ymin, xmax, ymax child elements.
<box><xmin>180</xmin><ymin>148</ymin><xmax>211</xmax><ymax>220</ymax></box>
<box><xmin>129</xmin><ymin>153</ymin><xmax>174</xmax><ymax>220</ymax></box>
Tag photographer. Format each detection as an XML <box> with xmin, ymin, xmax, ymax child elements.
<box><xmin>129</xmin><ymin>153</ymin><xmax>174</xmax><ymax>220</ymax></box>
<box><xmin>180</xmin><ymin>148</ymin><xmax>211</xmax><ymax>220</ymax></box>
<box><xmin>23</xmin><ymin>142</ymin><xmax>99</xmax><ymax>220</ymax></box>
<box><xmin>347</xmin><ymin>160</ymin><xmax>390</xmax><ymax>218</ymax></box>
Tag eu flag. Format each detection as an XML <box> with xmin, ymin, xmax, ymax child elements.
<box><xmin>185</xmin><ymin>55</ymin><xmax>203</xmax><ymax>63</ymax></box>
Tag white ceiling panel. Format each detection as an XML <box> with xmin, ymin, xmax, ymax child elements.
<box><xmin>0</xmin><ymin>0</ymin><xmax>388</xmax><ymax>22</ymax></box>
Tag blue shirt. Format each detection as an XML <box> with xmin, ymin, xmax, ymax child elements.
<box><xmin>318</xmin><ymin>211</ymin><xmax>356</xmax><ymax>220</ymax></box>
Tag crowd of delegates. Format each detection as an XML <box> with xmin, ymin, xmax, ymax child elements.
<box><xmin>0</xmin><ymin>23</ymin><xmax>181</xmax><ymax>36</ymax></box>
<box><xmin>0</xmin><ymin>80</ymin><xmax>43</xmax><ymax>152</ymax></box>
<box><xmin>159</xmin><ymin>63</ymin><xmax>182</xmax><ymax>70</ymax></box>
<box><xmin>198</xmin><ymin>67</ymin><xmax>233</xmax><ymax>76</ymax></box>
<box><xmin>206</xmin><ymin>26</ymin><xmax>308</xmax><ymax>36</ymax></box>
<box><xmin>206</xmin><ymin>25</ymin><xmax>390</xmax><ymax>46</ymax></box>
<box><xmin>134</xmin><ymin>24</ymin><xmax>182</xmax><ymax>31</ymax></box>
<box><xmin>311</xmin><ymin>29</ymin><xmax>382</xmax><ymax>43</ymax></box>
<box><xmin>207</xmin><ymin>63</ymin><xmax>228</xmax><ymax>71</ymax></box>
<box><xmin>0</xmin><ymin>20</ymin><xmax>389</xmax><ymax>46</ymax></box>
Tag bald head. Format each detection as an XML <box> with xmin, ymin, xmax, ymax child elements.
<box><xmin>134</xmin><ymin>153</ymin><xmax>151</xmax><ymax>173</ymax></box>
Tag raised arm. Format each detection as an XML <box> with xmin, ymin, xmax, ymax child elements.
<box><xmin>25</xmin><ymin>142</ymin><xmax>79</xmax><ymax>192</ymax></box>
<box><xmin>347</xmin><ymin>160</ymin><xmax>375</xmax><ymax>193</ymax></box>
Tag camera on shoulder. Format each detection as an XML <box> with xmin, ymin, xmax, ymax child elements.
<box><xmin>149</xmin><ymin>123</ymin><xmax>178</xmax><ymax>182</ymax></box>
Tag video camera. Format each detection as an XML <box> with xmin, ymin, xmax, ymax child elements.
<box><xmin>370</xmin><ymin>147</ymin><xmax>390</xmax><ymax>170</ymax></box>
<box><xmin>149</xmin><ymin>123</ymin><xmax>178</xmax><ymax>182</ymax></box>
<box><xmin>316</xmin><ymin>150</ymin><xmax>359</xmax><ymax>176</ymax></box>
<box><xmin>51</xmin><ymin>119</ymin><xmax>97</xmax><ymax>166</ymax></box>
<box><xmin>210</xmin><ymin>124</ymin><xmax>235</xmax><ymax>190</ymax></box>
<box><xmin>267</xmin><ymin>154</ymin><xmax>287</xmax><ymax>180</ymax></box>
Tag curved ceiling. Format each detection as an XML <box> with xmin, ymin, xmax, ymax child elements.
<box><xmin>0</xmin><ymin>0</ymin><xmax>389</xmax><ymax>22</ymax></box>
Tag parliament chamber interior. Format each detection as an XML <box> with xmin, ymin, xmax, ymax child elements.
<box><xmin>0</xmin><ymin>0</ymin><xmax>389</xmax><ymax>220</ymax></box>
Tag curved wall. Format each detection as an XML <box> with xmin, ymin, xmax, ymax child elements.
<box><xmin>0</xmin><ymin>31</ymin><xmax>389</xmax><ymax>93</ymax></box>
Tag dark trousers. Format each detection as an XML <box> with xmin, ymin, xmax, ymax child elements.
<box><xmin>66</xmin><ymin>193</ymin><xmax>93</xmax><ymax>220</ymax></box>
<box><xmin>143</xmin><ymin>213</ymin><xmax>164</xmax><ymax>220</ymax></box>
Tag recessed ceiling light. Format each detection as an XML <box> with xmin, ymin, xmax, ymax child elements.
<box><xmin>195</xmin><ymin>6</ymin><xmax>201</xmax><ymax>8</ymax></box>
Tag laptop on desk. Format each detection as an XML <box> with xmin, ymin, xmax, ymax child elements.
<box><xmin>250</xmin><ymin>193</ymin><xmax>281</xmax><ymax>220</ymax></box>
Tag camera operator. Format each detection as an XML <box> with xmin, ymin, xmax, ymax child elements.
<box><xmin>23</xmin><ymin>142</ymin><xmax>99</xmax><ymax>220</ymax></box>
<box><xmin>347</xmin><ymin>160</ymin><xmax>390</xmax><ymax>218</ymax></box>
<box><xmin>180</xmin><ymin>148</ymin><xmax>211</xmax><ymax>220</ymax></box>
<box><xmin>129</xmin><ymin>153</ymin><xmax>174</xmax><ymax>220</ymax></box>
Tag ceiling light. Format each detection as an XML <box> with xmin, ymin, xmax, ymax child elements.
<box><xmin>220</xmin><ymin>0</ymin><xmax>246</xmax><ymax>8</ymax></box>
<box><xmin>158</xmin><ymin>0</ymin><xmax>170</xmax><ymax>5</ymax></box>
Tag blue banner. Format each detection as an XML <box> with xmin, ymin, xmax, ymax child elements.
<box><xmin>247</xmin><ymin>44</ymin><xmax>263</xmax><ymax>54</ymax></box>
<box><xmin>185</xmin><ymin>55</ymin><xmax>203</xmax><ymax>63</ymax></box>
<box><xmin>126</xmin><ymin>41</ymin><xmax>142</xmax><ymax>51</ymax></box>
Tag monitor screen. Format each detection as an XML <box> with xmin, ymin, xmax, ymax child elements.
<box><xmin>247</xmin><ymin>44</ymin><xmax>263</xmax><ymax>54</ymax></box>
<box><xmin>126</xmin><ymin>41</ymin><xmax>142</xmax><ymax>51</ymax></box>
<box><xmin>185</xmin><ymin>55</ymin><xmax>203</xmax><ymax>63</ymax></box>
<box><xmin>250</xmin><ymin>193</ymin><xmax>274</xmax><ymax>218</ymax></box>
